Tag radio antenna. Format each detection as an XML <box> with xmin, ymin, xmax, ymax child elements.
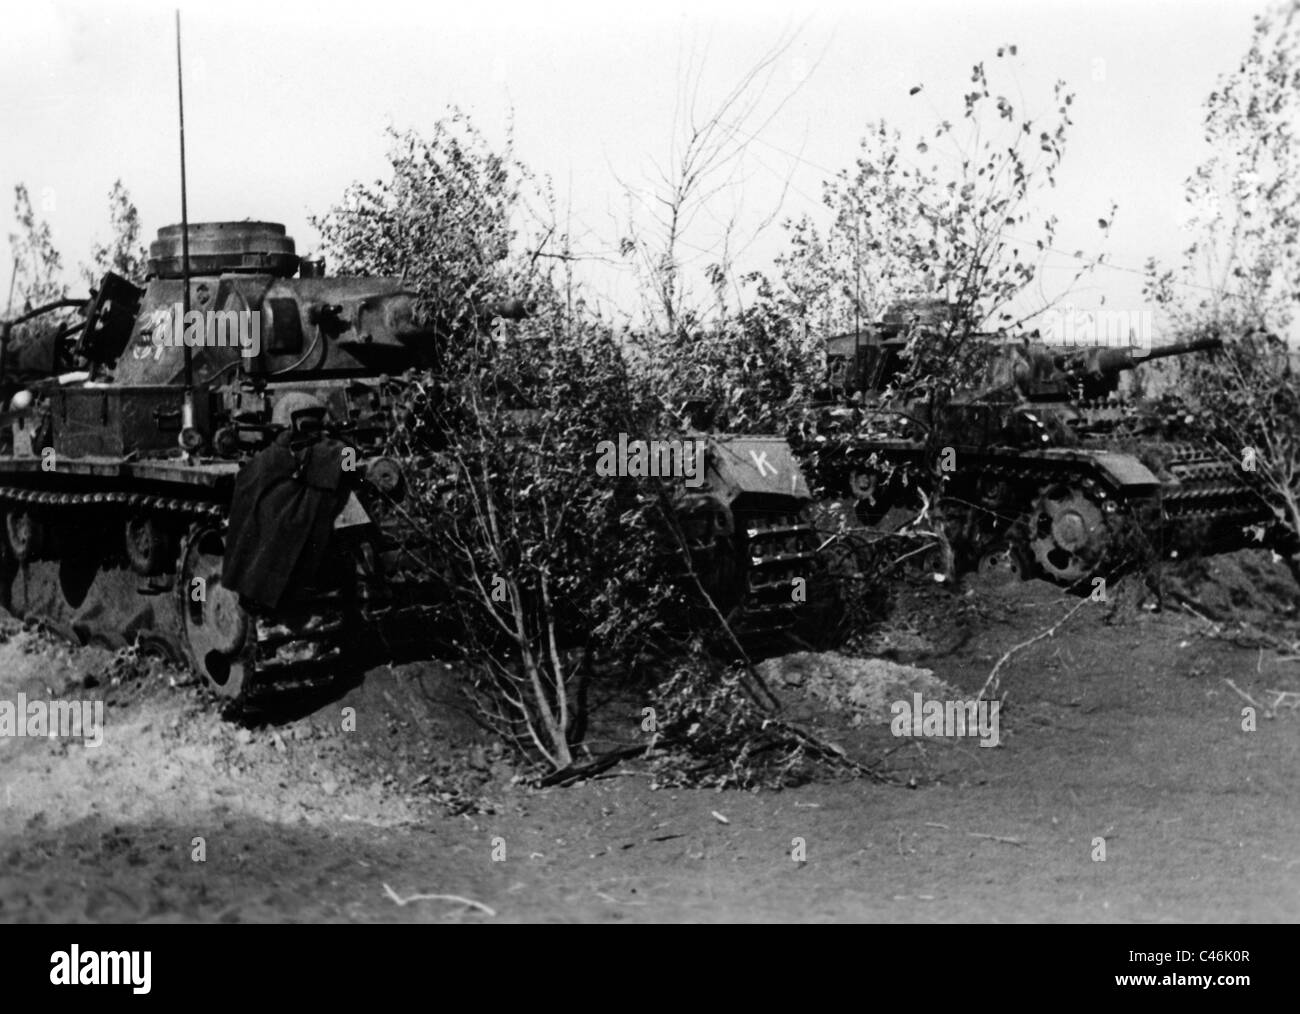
<box><xmin>175</xmin><ymin>9</ymin><xmax>196</xmax><ymax>449</ymax></box>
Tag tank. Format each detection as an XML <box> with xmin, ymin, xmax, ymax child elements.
<box><xmin>667</xmin><ymin>433</ymin><xmax>817</xmax><ymax>636</ymax></box>
<box><xmin>801</xmin><ymin>301</ymin><xmax>1269</xmax><ymax>585</ymax></box>
<box><xmin>0</xmin><ymin>222</ymin><xmax>818</xmax><ymax>711</ymax></box>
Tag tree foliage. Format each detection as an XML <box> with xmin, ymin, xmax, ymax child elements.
<box><xmin>314</xmin><ymin>112</ymin><xmax>711</xmax><ymax>769</ymax></box>
<box><xmin>7</xmin><ymin>183</ymin><xmax>65</xmax><ymax>312</ymax></box>
<box><xmin>83</xmin><ymin>180</ymin><xmax>148</xmax><ymax>285</ymax></box>
<box><xmin>312</xmin><ymin>113</ymin><xmax>544</xmax><ymax>351</ymax></box>
<box><xmin>1145</xmin><ymin>4</ymin><xmax>1300</xmax><ymax>338</ymax></box>
<box><xmin>773</xmin><ymin>51</ymin><xmax>1110</xmax><ymax>396</ymax></box>
<box><xmin>1146</xmin><ymin>4</ymin><xmax>1300</xmax><ymax>566</ymax></box>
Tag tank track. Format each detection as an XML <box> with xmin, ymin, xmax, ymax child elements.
<box><xmin>0</xmin><ymin>485</ymin><xmax>222</xmax><ymax>520</ymax></box>
<box><xmin>0</xmin><ymin>484</ymin><xmax>357</xmax><ymax>713</ymax></box>
<box><xmin>844</xmin><ymin>445</ymin><xmax>1267</xmax><ymax>585</ymax></box>
<box><xmin>665</xmin><ymin>493</ymin><xmax>821</xmax><ymax>642</ymax></box>
<box><xmin>1150</xmin><ymin>442</ymin><xmax>1264</xmax><ymax>527</ymax></box>
<box><xmin>735</xmin><ymin>507</ymin><xmax>819</xmax><ymax>632</ymax></box>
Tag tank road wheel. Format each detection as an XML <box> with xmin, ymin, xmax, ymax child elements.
<box><xmin>850</xmin><ymin>470</ymin><xmax>895</xmax><ymax>527</ymax></box>
<box><xmin>6</xmin><ymin>508</ymin><xmax>46</xmax><ymax>563</ymax></box>
<box><xmin>977</xmin><ymin>540</ymin><xmax>1032</xmax><ymax>584</ymax></box>
<box><xmin>178</xmin><ymin>527</ymin><xmax>255</xmax><ymax>706</ymax></box>
<box><xmin>1028</xmin><ymin>484</ymin><xmax>1109</xmax><ymax>585</ymax></box>
<box><xmin>849</xmin><ymin>469</ymin><xmax>878</xmax><ymax>500</ymax></box>
<box><xmin>124</xmin><ymin>515</ymin><xmax>175</xmax><ymax>577</ymax></box>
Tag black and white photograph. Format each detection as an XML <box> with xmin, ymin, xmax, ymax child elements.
<box><xmin>0</xmin><ymin>0</ymin><xmax>1295</xmax><ymax>961</ymax></box>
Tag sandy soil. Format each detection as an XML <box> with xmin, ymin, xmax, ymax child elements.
<box><xmin>1</xmin><ymin>552</ymin><xmax>1298</xmax><ymax>923</ymax></box>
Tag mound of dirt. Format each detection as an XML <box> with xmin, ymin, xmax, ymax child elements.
<box><xmin>1164</xmin><ymin>548</ymin><xmax>1300</xmax><ymax>629</ymax></box>
<box><xmin>758</xmin><ymin>651</ymin><xmax>958</xmax><ymax>727</ymax></box>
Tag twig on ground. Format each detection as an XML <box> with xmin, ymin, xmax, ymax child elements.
<box><xmin>977</xmin><ymin>597</ymin><xmax>1090</xmax><ymax>701</ymax></box>
<box><xmin>594</xmin><ymin>890</ymin><xmax>647</xmax><ymax>906</ymax></box>
<box><xmin>537</xmin><ymin>743</ymin><xmax>652</xmax><ymax>787</ymax></box>
<box><xmin>774</xmin><ymin>718</ymin><xmax>893</xmax><ymax>783</ymax></box>
<box><xmin>967</xmin><ymin>832</ymin><xmax>1026</xmax><ymax>847</ymax></box>
<box><xmin>382</xmin><ymin>882</ymin><xmax>497</xmax><ymax>917</ymax></box>
<box><xmin>1223</xmin><ymin>678</ymin><xmax>1268</xmax><ymax>716</ymax></box>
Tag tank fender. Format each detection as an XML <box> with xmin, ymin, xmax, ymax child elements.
<box><xmin>1088</xmin><ymin>451</ymin><xmax>1160</xmax><ymax>493</ymax></box>
<box><xmin>706</xmin><ymin>435</ymin><xmax>812</xmax><ymax>501</ymax></box>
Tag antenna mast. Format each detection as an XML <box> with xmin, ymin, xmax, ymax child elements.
<box><xmin>175</xmin><ymin>10</ymin><xmax>196</xmax><ymax>448</ymax></box>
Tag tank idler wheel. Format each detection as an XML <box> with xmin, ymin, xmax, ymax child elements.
<box><xmin>6</xmin><ymin>508</ymin><xmax>46</xmax><ymax>564</ymax></box>
<box><xmin>179</xmin><ymin>527</ymin><xmax>255</xmax><ymax>705</ymax></box>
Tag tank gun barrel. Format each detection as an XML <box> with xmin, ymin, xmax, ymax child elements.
<box><xmin>1</xmin><ymin>297</ymin><xmax>88</xmax><ymax>329</ymax></box>
<box><xmin>1134</xmin><ymin>335</ymin><xmax>1223</xmax><ymax>365</ymax></box>
<box><xmin>1057</xmin><ymin>336</ymin><xmax>1223</xmax><ymax>380</ymax></box>
<box><xmin>1</xmin><ymin>296</ymin><xmax>92</xmax><ymax>388</ymax></box>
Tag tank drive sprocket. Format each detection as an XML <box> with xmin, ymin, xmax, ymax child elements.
<box><xmin>1027</xmin><ymin>481</ymin><xmax>1112</xmax><ymax>584</ymax></box>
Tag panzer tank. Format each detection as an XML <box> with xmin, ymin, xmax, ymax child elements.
<box><xmin>0</xmin><ymin>222</ymin><xmax>471</xmax><ymax>709</ymax></box>
<box><xmin>801</xmin><ymin>301</ymin><xmax>1270</xmax><ymax>585</ymax></box>
<box><xmin>0</xmin><ymin>221</ymin><xmax>818</xmax><ymax>710</ymax></box>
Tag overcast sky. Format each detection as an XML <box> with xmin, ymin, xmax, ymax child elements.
<box><xmin>0</xmin><ymin>0</ymin><xmax>1270</xmax><ymax>336</ymax></box>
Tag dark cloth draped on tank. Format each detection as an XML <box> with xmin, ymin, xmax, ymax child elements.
<box><xmin>221</xmin><ymin>432</ymin><xmax>350</xmax><ymax>610</ymax></box>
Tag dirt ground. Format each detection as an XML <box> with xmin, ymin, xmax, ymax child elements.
<box><xmin>1</xmin><ymin>551</ymin><xmax>1298</xmax><ymax>923</ymax></box>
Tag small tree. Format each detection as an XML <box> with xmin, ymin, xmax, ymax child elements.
<box><xmin>762</xmin><ymin>47</ymin><xmax>1113</xmax><ymax>574</ymax></box>
<box><xmin>4</xmin><ymin>184</ymin><xmax>71</xmax><ymax>383</ymax></box>
<box><xmin>6</xmin><ymin>183</ymin><xmax>65</xmax><ymax>312</ymax></box>
<box><xmin>83</xmin><ymin>180</ymin><xmax>148</xmax><ymax>286</ymax></box>
<box><xmin>316</xmin><ymin>112</ymin><xmax>704</xmax><ymax>769</ymax></box>
<box><xmin>1175</xmin><ymin>332</ymin><xmax>1300</xmax><ymax>566</ymax></box>
<box><xmin>312</xmin><ymin>113</ymin><xmax>538</xmax><ymax>349</ymax></box>
<box><xmin>394</xmin><ymin>308</ymin><xmax>693</xmax><ymax>767</ymax></box>
<box><xmin>615</xmin><ymin>30</ymin><xmax>805</xmax><ymax>337</ymax></box>
<box><xmin>1145</xmin><ymin>4</ymin><xmax>1300</xmax><ymax>571</ymax></box>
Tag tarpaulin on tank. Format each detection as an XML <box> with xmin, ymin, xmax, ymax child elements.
<box><xmin>221</xmin><ymin>432</ymin><xmax>351</xmax><ymax>610</ymax></box>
